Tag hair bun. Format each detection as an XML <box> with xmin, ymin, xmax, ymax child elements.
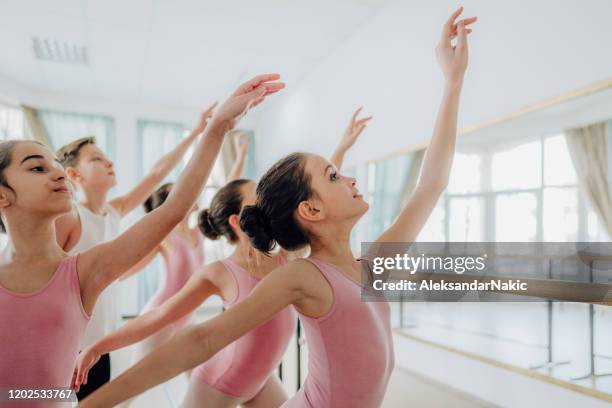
<box><xmin>198</xmin><ymin>209</ymin><xmax>220</xmax><ymax>240</ymax></box>
<box><xmin>239</xmin><ymin>205</ymin><xmax>275</xmax><ymax>254</ymax></box>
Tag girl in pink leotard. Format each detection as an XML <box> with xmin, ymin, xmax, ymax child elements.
<box><xmin>74</xmin><ymin>179</ymin><xmax>297</xmax><ymax>408</ymax></box>
<box><xmin>122</xmin><ymin>183</ymin><xmax>206</xmax><ymax>363</ymax></box>
<box><xmin>74</xmin><ymin>110</ymin><xmax>369</xmax><ymax>407</ymax></box>
<box><xmin>77</xmin><ymin>11</ymin><xmax>475</xmax><ymax>407</ymax></box>
<box><xmin>118</xmin><ymin>134</ymin><xmax>249</xmax><ymax>361</ymax></box>
<box><xmin>0</xmin><ymin>74</ymin><xmax>284</xmax><ymax>407</ymax></box>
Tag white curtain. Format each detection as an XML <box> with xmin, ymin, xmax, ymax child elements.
<box><xmin>565</xmin><ymin>121</ymin><xmax>612</xmax><ymax>238</ymax></box>
<box><xmin>21</xmin><ymin>105</ymin><xmax>50</xmax><ymax>145</ymax></box>
<box><xmin>38</xmin><ymin>110</ymin><xmax>115</xmax><ymax>158</ymax></box>
<box><xmin>0</xmin><ymin>103</ymin><xmax>27</xmax><ymax>140</ymax></box>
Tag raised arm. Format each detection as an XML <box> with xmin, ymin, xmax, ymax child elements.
<box><xmin>109</xmin><ymin>103</ymin><xmax>217</xmax><ymax>217</ymax></box>
<box><xmin>77</xmin><ymin>74</ymin><xmax>285</xmax><ymax>314</ymax></box>
<box><xmin>227</xmin><ymin>131</ymin><xmax>249</xmax><ymax>182</ymax></box>
<box><xmin>329</xmin><ymin>107</ymin><xmax>372</xmax><ymax>170</ymax></box>
<box><xmin>73</xmin><ymin>266</ymin><xmax>219</xmax><ymax>390</ymax></box>
<box><xmin>77</xmin><ymin>261</ymin><xmax>306</xmax><ymax>407</ymax></box>
<box><xmin>377</xmin><ymin>8</ymin><xmax>476</xmax><ymax>244</ymax></box>
<box><xmin>117</xmin><ymin>244</ymin><xmax>165</xmax><ymax>281</ymax></box>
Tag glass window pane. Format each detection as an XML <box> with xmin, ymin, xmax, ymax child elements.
<box><xmin>542</xmin><ymin>187</ymin><xmax>578</xmax><ymax>242</ymax></box>
<box><xmin>39</xmin><ymin>111</ymin><xmax>115</xmax><ymax>159</ymax></box>
<box><xmin>544</xmin><ymin>134</ymin><xmax>577</xmax><ymax>186</ymax></box>
<box><xmin>449</xmin><ymin>197</ymin><xmax>483</xmax><ymax>241</ymax></box>
<box><xmin>447</xmin><ymin>153</ymin><xmax>481</xmax><ymax>194</ymax></box>
<box><xmin>492</xmin><ymin>141</ymin><xmax>541</xmax><ymax>191</ymax></box>
<box><xmin>138</xmin><ymin>120</ymin><xmax>185</xmax><ymax>182</ymax></box>
<box><xmin>418</xmin><ymin>201</ymin><xmax>446</xmax><ymax>241</ymax></box>
<box><xmin>0</xmin><ymin>104</ymin><xmax>26</xmax><ymax>140</ymax></box>
<box><xmin>543</xmin><ymin>187</ymin><xmax>578</xmax><ymax>241</ymax></box>
<box><xmin>588</xmin><ymin>207</ymin><xmax>610</xmax><ymax>241</ymax></box>
<box><xmin>495</xmin><ymin>192</ymin><xmax>537</xmax><ymax>241</ymax></box>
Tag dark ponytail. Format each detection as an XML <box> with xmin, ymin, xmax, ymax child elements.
<box><xmin>198</xmin><ymin>179</ymin><xmax>250</xmax><ymax>242</ymax></box>
<box><xmin>143</xmin><ymin>183</ymin><xmax>173</xmax><ymax>213</ymax></box>
<box><xmin>198</xmin><ymin>209</ymin><xmax>219</xmax><ymax>240</ymax></box>
<box><xmin>239</xmin><ymin>153</ymin><xmax>312</xmax><ymax>254</ymax></box>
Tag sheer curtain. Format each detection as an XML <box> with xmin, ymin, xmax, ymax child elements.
<box><xmin>136</xmin><ymin>119</ymin><xmax>186</xmax><ymax>309</ymax></box>
<box><xmin>38</xmin><ymin>110</ymin><xmax>115</xmax><ymax>159</ymax></box>
<box><xmin>369</xmin><ymin>151</ymin><xmax>422</xmax><ymax>239</ymax></box>
<box><xmin>565</xmin><ymin>121</ymin><xmax>612</xmax><ymax>238</ymax></box>
<box><xmin>0</xmin><ymin>103</ymin><xmax>27</xmax><ymax>140</ymax></box>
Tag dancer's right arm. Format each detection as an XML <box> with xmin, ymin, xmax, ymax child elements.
<box><xmin>330</xmin><ymin>107</ymin><xmax>372</xmax><ymax>170</ymax></box>
<box><xmin>76</xmin><ymin>74</ymin><xmax>285</xmax><ymax>315</ymax></box>
<box><xmin>227</xmin><ymin>132</ymin><xmax>249</xmax><ymax>182</ymax></box>
<box><xmin>73</xmin><ymin>265</ymin><xmax>220</xmax><ymax>389</ymax></box>
<box><xmin>76</xmin><ymin>260</ymin><xmax>312</xmax><ymax>407</ymax></box>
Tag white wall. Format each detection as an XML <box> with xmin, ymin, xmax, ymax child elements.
<box><xmin>252</xmin><ymin>0</ymin><xmax>612</xmax><ymax>172</ymax></box>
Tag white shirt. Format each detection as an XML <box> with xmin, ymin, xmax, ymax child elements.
<box><xmin>68</xmin><ymin>203</ymin><xmax>121</xmax><ymax>350</ymax></box>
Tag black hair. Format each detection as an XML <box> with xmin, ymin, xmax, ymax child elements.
<box><xmin>143</xmin><ymin>182</ymin><xmax>173</xmax><ymax>213</ymax></box>
<box><xmin>239</xmin><ymin>153</ymin><xmax>312</xmax><ymax>254</ymax></box>
<box><xmin>0</xmin><ymin>140</ymin><xmax>45</xmax><ymax>233</ymax></box>
<box><xmin>198</xmin><ymin>179</ymin><xmax>251</xmax><ymax>242</ymax></box>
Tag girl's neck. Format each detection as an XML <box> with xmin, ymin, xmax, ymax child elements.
<box><xmin>228</xmin><ymin>240</ymin><xmax>279</xmax><ymax>280</ymax></box>
<box><xmin>309</xmin><ymin>223</ymin><xmax>356</xmax><ymax>267</ymax></box>
<box><xmin>79</xmin><ymin>188</ymin><xmax>108</xmax><ymax>215</ymax></box>
<box><xmin>7</xmin><ymin>215</ymin><xmax>65</xmax><ymax>263</ymax></box>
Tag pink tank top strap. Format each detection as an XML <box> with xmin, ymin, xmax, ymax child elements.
<box><xmin>220</xmin><ymin>259</ymin><xmax>249</xmax><ymax>307</ymax></box>
<box><xmin>302</xmin><ymin>257</ymin><xmax>359</xmax><ymax>299</ymax></box>
<box><xmin>61</xmin><ymin>255</ymin><xmax>90</xmax><ymax>320</ymax></box>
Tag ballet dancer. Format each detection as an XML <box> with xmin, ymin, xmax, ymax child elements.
<box><xmin>72</xmin><ymin>109</ymin><xmax>371</xmax><ymax>407</ymax></box>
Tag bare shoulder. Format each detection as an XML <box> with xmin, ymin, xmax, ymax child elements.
<box><xmin>55</xmin><ymin>205</ymin><xmax>80</xmax><ymax>249</ymax></box>
<box><xmin>272</xmin><ymin>258</ymin><xmax>327</xmax><ymax>295</ymax></box>
<box><xmin>194</xmin><ymin>261</ymin><xmax>227</xmax><ymax>286</ymax></box>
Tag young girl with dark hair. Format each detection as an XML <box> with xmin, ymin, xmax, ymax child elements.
<box><xmin>72</xmin><ymin>111</ymin><xmax>369</xmax><ymax>407</ymax></box>
<box><xmin>0</xmin><ymin>102</ymin><xmax>217</xmax><ymax>400</ymax></box>
<box><xmin>79</xmin><ymin>9</ymin><xmax>476</xmax><ymax>407</ymax></box>
<box><xmin>0</xmin><ymin>74</ymin><xmax>284</xmax><ymax>407</ymax></box>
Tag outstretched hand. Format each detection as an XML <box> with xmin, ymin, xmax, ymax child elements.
<box><xmin>212</xmin><ymin>74</ymin><xmax>285</xmax><ymax>132</ymax></box>
<box><xmin>193</xmin><ymin>101</ymin><xmax>219</xmax><ymax>134</ymax></box>
<box><xmin>71</xmin><ymin>347</ymin><xmax>101</xmax><ymax>392</ymax></box>
<box><xmin>233</xmin><ymin>131</ymin><xmax>250</xmax><ymax>155</ymax></box>
<box><xmin>436</xmin><ymin>7</ymin><xmax>477</xmax><ymax>86</ymax></box>
<box><xmin>339</xmin><ymin>106</ymin><xmax>372</xmax><ymax>151</ymax></box>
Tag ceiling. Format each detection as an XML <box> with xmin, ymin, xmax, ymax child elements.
<box><xmin>0</xmin><ymin>0</ymin><xmax>389</xmax><ymax>108</ymax></box>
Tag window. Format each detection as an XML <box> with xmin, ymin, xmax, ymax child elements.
<box><xmin>0</xmin><ymin>104</ymin><xmax>27</xmax><ymax>140</ymax></box>
<box><xmin>418</xmin><ymin>133</ymin><xmax>608</xmax><ymax>242</ymax></box>
<box><xmin>39</xmin><ymin>110</ymin><xmax>115</xmax><ymax>159</ymax></box>
<box><xmin>136</xmin><ymin>120</ymin><xmax>229</xmax><ymax>309</ymax></box>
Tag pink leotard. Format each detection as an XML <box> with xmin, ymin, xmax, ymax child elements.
<box><xmin>193</xmin><ymin>257</ymin><xmax>297</xmax><ymax>400</ymax></box>
<box><xmin>0</xmin><ymin>256</ymin><xmax>89</xmax><ymax>407</ymax></box>
<box><xmin>140</xmin><ymin>230</ymin><xmax>204</xmax><ymax>330</ymax></box>
<box><xmin>282</xmin><ymin>257</ymin><xmax>394</xmax><ymax>408</ymax></box>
